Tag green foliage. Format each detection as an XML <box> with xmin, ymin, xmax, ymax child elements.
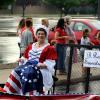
<box><xmin>43</xmin><ymin>0</ymin><xmax>80</xmax><ymax>9</ymax></box>
<box><xmin>0</xmin><ymin>0</ymin><xmax>15</xmax><ymax>6</ymax></box>
<box><xmin>43</xmin><ymin>0</ymin><xmax>97</xmax><ymax>9</ymax></box>
<box><xmin>78</xmin><ymin>0</ymin><xmax>97</xmax><ymax>5</ymax></box>
<box><xmin>43</xmin><ymin>0</ymin><xmax>82</xmax><ymax>15</ymax></box>
<box><xmin>42</xmin><ymin>0</ymin><xmax>97</xmax><ymax>14</ymax></box>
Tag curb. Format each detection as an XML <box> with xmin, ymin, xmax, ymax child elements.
<box><xmin>55</xmin><ymin>75</ymin><xmax>100</xmax><ymax>86</ymax></box>
<box><xmin>0</xmin><ymin>62</ymin><xmax>17</xmax><ymax>70</ymax></box>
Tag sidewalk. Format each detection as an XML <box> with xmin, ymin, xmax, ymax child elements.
<box><xmin>0</xmin><ymin>62</ymin><xmax>100</xmax><ymax>85</ymax></box>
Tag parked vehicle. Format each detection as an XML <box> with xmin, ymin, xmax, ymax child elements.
<box><xmin>70</xmin><ymin>19</ymin><xmax>100</xmax><ymax>43</ymax></box>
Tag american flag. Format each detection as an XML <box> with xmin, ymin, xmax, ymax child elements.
<box><xmin>3</xmin><ymin>60</ymin><xmax>43</xmax><ymax>95</ymax></box>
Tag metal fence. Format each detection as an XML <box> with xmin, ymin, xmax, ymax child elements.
<box><xmin>54</xmin><ymin>44</ymin><xmax>100</xmax><ymax>94</ymax></box>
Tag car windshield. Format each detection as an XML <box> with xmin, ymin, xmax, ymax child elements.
<box><xmin>89</xmin><ymin>20</ymin><xmax>100</xmax><ymax>30</ymax></box>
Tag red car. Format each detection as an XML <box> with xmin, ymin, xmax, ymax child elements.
<box><xmin>48</xmin><ymin>19</ymin><xmax>100</xmax><ymax>44</ymax></box>
<box><xmin>70</xmin><ymin>19</ymin><xmax>100</xmax><ymax>43</ymax></box>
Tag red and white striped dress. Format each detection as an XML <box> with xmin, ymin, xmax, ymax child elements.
<box><xmin>3</xmin><ymin>43</ymin><xmax>57</xmax><ymax>95</ymax></box>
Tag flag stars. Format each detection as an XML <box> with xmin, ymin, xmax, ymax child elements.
<box><xmin>21</xmin><ymin>69</ymin><xmax>25</xmax><ymax>72</ymax></box>
<box><xmin>25</xmin><ymin>78</ymin><xmax>28</xmax><ymax>82</ymax></box>
<box><xmin>28</xmin><ymin>80</ymin><xmax>32</xmax><ymax>83</ymax></box>
<box><xmin>20</xmin><ymin>73</ymin><xmax>23</xmax><ymax>76</ymax></box>
<box><xmin>22</xmin><ymin>76</ymin><xmax>25</xmax><ymax>79</ymax></box>
<box><xmin>35</xmin><ymin>67</ymin><xmax>37</xmax><ymax>70</ymax></box>
<box><xmin>25</xmin><ymin>66</ymin><xmax>28</xmax><ymax>69</ymax></box>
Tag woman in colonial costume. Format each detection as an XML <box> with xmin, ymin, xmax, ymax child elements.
<box><xmin>3</xmin><ymin>28</ymin><xmax>57</xmax><ymax>95</ymax></box>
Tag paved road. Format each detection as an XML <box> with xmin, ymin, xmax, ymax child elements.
<box><xmin>0</xmin><ymin>17</ymin><xmax>19</xmax><ymax>33</ymax></box>
<box><xmin>0</xmin><ymin>37</ymin><xmax>19</xmax><ymax>64</ymax></box>
<box><xmin>0</xmin><ymin>16</ymin><xmax>57</xmax><ymax>36</ymax></box>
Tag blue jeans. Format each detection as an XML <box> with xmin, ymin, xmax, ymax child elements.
<box><xmin>55</xmin><ymin>44</ymin><xmax>66</xmax><ymax>71</ymax></box>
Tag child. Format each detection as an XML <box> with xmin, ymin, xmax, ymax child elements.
<box><xmin>80</xmin><ymin>28</ymin><xmax>93</xmax><ymax>77</ymax></box>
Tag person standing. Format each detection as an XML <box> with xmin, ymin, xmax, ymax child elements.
<box><xmin>64</xmin><ymin>16</ymin><xmax>78</xmax><ymax>73</ymax></box>
<box><xmin>26</xmin><ymin>17</ymin><xmax>37</xmax><ymax>42</ymax></box>
<box><xmin>16</xmin><ymin>18</ymin><xmax>26</xmax><ymax>58</ymax></box>
<box><xmin>41</xmin><ymin>19</ymin><xmax>49</xmax><ymax>35</ymax></box>
<box><xmin>20</xmin><ymin>19</ymin><xmax>33</xmax><ymax>57</ymax></box>
<box><xmin>64</xmin><ymin>16</ymin><xmax>76</xmax><ymax>43</ymax></box>
<box><xmin>80</xmin><ymin>28</ymin><xmax>93</xmax><ymax>77</ymax></box>
<box><xmin>55</xmin><ymin>18</ymin><xmax>74</xmax><ymax>74</ymax></box>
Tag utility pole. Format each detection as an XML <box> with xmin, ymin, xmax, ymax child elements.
<box><xmin>98</xmin><ymin>0</ymin><xmax>100</xmax><ymax>19</ymax></box>
<box><xmin>22</xmin><ymin>0</ymin><xmax>26</xmax><ymax>18</ymax></box>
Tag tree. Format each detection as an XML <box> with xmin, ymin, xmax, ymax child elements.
<box><xmin>0</xmin><ymin>0</ymin><xmax>15</xmax><ymax>7</ymax></box>
<box><xmin>42</xmin><ymin>0</ymin><xmax>97</xmax><ymax>16</ymax></box>
<box><xmin>16</xmin><ymin>0</ymin><xmax>30</xmax><ymax>17</ymax></box>
<box><xmin>43</xmin><ymin>0</ymin><xmax>80</xmax><ymax>17</ymax></box>
<box><xmin>16</xmin><ymin>0</ymin><xmax>41</xmax><ymax>17</ymax></box>
<box><xmin>76</xmin><ymin>0</ymin><xmax>97</xmax><ymax>14</ymax></box>
<box><xmin>0</xmin><ymin>0</ymin><xmax>15</xmax><ymax>14</ymax></box>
